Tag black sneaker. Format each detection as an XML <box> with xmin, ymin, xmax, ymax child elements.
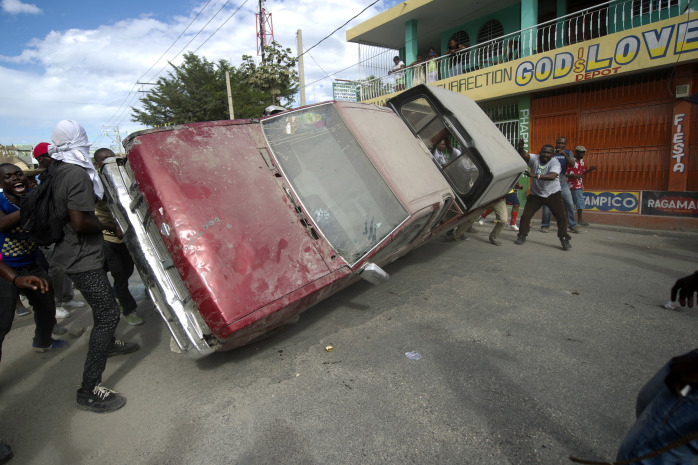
<box><xmin>561</xmin><ymin>239</ymin><xmax>572</xmax><ymax>251</ymax></box>
<box><xmin>107</xmin><ymin>338</ymin><xmax>140</xmax><ymax>358</ymax></box>
<box><xmin>77</xmin><ymin>384</ymin><xmax>126</xmax><ymax>413</ymax></box>
<box><xmin>514</xmin><ymin>234</ymin><xmax>526</xmax><ymax>245</ymax></box>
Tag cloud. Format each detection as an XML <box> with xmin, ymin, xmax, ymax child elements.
<box><xmin>1</xmin><ymin>0</ymin><xmax>41</xmax><ymax>15</ymax></box>
<box><xmin>0</xmin><ymin>0</ymin><xmax>388</xmax><ymax>146</ymax></box>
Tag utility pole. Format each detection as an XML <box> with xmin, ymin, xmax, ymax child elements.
<box><xmin>101</xmin><ymin>125</ymin><xmax>124</xmax><ymax>154</ymax></box>
<box><xmin>225</xmin><ymin>71</ymin><xmax>235</xmax><ymax>120</ymax></box>
<box><xmin>116</xmin><ymin>125</ymin><xmax>122</xmax><ymax>154</ymax></box>
<box><xmin>297</xmin><ymin>29</ymin><xmax>306</xmax><ymax>106</ymax></box>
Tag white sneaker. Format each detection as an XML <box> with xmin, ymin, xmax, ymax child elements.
<box><xmin>477</xmin><ymin>218</ymin><xmax>485</xmax><ymax>225</ymax></box>
<box><xmin>62</xmin><ymin>299</ymin><xmax>86</xmax><ymax>309</ymax></box>
<box><xmin>508</xmin><ymin>224</ymin><xmax>519</xmax><ymax>231</ymax></box>
<box><xmin>55</xmin><ymin>306</ymin><xmax>71</xmax><ymax>319</ymax></box>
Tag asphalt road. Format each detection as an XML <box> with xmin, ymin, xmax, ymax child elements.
<box><xmin>1</xmin><ymin>222</ymin><xmax>697</xmax><ymax>465</ymax></box>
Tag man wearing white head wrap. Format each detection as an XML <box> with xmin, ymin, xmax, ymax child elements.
<box><xmin>48</xmin><ymin>120</ymin><xmax>104</xmax><ymax>199</ymax></box>
<box><xmin>46</xmin><ymin>120</ymin><xmax>139</xmax><ymax>413</ymax></box>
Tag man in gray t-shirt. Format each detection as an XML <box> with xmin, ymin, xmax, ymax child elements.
<box><xmin>513</xmin><ymin>140</ymin><xmax>571</xmax><ymax>250</ymax></box>
<box><xmin>39</xmin><ymin>119</ymin><xmax>140</xmax><ymax>414</ymax></box>
<box><xmin>51</xmin><ymin>162</ymin><xmax>105</xmax><ymax>273</ymax></box>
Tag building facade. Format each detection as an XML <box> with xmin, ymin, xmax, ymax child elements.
<box><xmin>347</xmin><ymin>0</ymin><xmax>698</xmax><ymax>230</ymax></box>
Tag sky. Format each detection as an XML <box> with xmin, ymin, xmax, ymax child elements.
<box><xmin>0</xmin><ymin>0</ymin><xmax>396</xmax><ymax>150</ymax></box>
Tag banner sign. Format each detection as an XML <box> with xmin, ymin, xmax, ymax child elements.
<box><xmin>333</xmin><ymin>82</ymin><xmax>359</xmax><ymax>102</ymax></box>
<box><xmin>641</xmin><ymin>191</ymin><xmax>698</xmax><ymax>217</ymax></box>
<box><xmin>364</xmin><ymin>15</ymin><xmax>698</xmax><ymax>105</ymax></box>
<box><xmin>584</xmin><ymin>191</ymin><xmax>640</xmax><ymax>213</ymax></box>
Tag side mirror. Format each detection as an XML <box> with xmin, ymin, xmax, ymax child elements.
<box><xmin>360</xmin><ymin>262</ymin><xmax>390</xmax><ymax>285</ymax></box>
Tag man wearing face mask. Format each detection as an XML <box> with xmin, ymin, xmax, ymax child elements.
<box><xmin>44</xmin><ymin>120</ymin><xmax>139</xmax><ymax>413</ymax></box>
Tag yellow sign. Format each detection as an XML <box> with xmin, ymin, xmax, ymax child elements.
<box><xmin>363</xmin><ymin>15</ymin><xmax>698</xmax><ymax>105</ymax></box>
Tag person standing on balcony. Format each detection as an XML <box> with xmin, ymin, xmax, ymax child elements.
<box><xmin>540</xmin><ymin>136</ymin><xmax>579</xmax><ymax>234</ymax></box>
<box><xmin>388</xmin><ymin>56</ymin><xmax>405</xmax><ymax>92</ymax></box>
<box><xmin>426</xmin><ymin>47</ymin><xmax>439</xmax><ymax>82</ymax></box>
<box><xmin>514</xmin><ymin>139</ymin><xmax>572</xmax><ymax>250</ymax></box>
<box><xmin>409</xmin><ymin>54</ymin><xmax>426</xmax><ymax>86</ymax></box>
<box><xmin>446</xmin><ymin>38</ymin><xmax>466</xmax><ymax>77</ymax></box>
<box><xmin>566</xmin><ymin>145</ymin><xmax>596</xmax><ymax>226</ymax></box>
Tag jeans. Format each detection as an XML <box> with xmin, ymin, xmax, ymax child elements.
<box><xmin>68</xmin><ymin>269</ymin><xmax>120</xmax><ymax>391</ymax></box>
<box><xmin>617</xmin><ymin>351</ymin><xmax>698</xmax><ymax>464</ymax></box>
<box><xmin>570</xmin><ymin>188</ymin><xmax>585</xmax><ymax>210</ymax></box>
<box><xmin>0</xmin><ymin>262</ymin><xmax>56</xmax><ymax>361</ymax></box>
<box><xmin>518</xmin><ymin>191</ymin><xmax>569</xmax><ymax>240</ymax></box>
<box><xmin>541</xmin><ymin>182</ymin><xmax>577</xmax><ymax>229</ymax></box>
<box><xmin>103</xmin><ymin>241</ymin><xmax>138</xmax><ymax>315</ymax></box>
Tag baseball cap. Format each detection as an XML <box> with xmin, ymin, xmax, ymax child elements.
<box><xmin>33</xmin><ymin>142</ymin><xmax>50</xmax><ymax>158</ymax></box>
<box><xmin>574</xmin><ymin>145</ymin><xmax>586</xmax><ymax>152</ymax></box>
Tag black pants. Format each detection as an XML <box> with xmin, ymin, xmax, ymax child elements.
<box><xmin>518</xmin><ymin>191</ymin><xmax>570</xmax><ymax>240</ymax></box>
<box><xmin>0</xmin><ymin>262</ymin><xmax>55</xmax><ymax>361</ymax></box>
<box><xmin>103</xmin><ymin>241</ymin><xmax>137</xmax><ymax>315</ymax></box>
<box><xmin>68</xmin><ymin>269</ymin><xmax>120</xmax><ymax>391</ymax></box>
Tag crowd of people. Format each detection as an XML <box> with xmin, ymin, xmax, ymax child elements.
<box><xmin>0</xmin><ymin>124</ymin><xmax>145</xmax><ymax>402</ymax></box>
<box><xmin>439</xmin><ymin>134</ymin><xmax>595</xmax><ymax>251</ymax></box>
<box><xmin>386</xmin><ymin>36</ymin><xmax>522</xmax><ymax>92</ymax></box>
<box><xmin>0</xmin><ymin>121</ymin><xmax>694</xmax><ymax>463</ymax></box>
<box><xmin>0</xmin><ymin>120</ymin><xmax>148</xmax><ymax>462</ymax></box>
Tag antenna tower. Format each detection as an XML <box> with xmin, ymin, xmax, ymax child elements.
<box><xmin>256</xmin><ymin>0</ymin><xmax>274</xmax><ymax>59</ymax></box>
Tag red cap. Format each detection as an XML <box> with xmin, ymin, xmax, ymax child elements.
<box><xmin>33</xmin><ymin>142</ymin><xmax>50</xmax><ymax>158</ymax></box>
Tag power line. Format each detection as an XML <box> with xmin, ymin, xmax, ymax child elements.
<box><xmin>103</xmin><ymin>0</ymin><xmax>218</xmax><ymax>128</ymax></box>
<box><xmin>298</xmin><ymin>0</ymin><xmax>380</xmax><ymax>59</ymax></box>
<box><xmin>299</xmin><ymin>0</ymin><xmax>501</xmax><ymax>92</ymax></box>
<box><xmin>193</xmin><ymin>0</ymin><xmax>250</xmax><ymax>54</ymax></box>
<box><xmin>137</xmin><ymin>0</ymin><xmax>215</xmax><ymax>85</ymax></box>
<box><xmin>115</xmin><ymin>1</ymin><xmax>250</xmax><ymax>129</ymax></box>
<box><xmin>308</xmin><ymin>52</ymin><xmax>332</xmax><ymax>82</ymax></box>
<box><xmin>147</xmin><ymin>0</ymin><xmax>236</xmax><ymax>84</ymax></box>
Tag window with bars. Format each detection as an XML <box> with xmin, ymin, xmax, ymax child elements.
<box><xmin>477</xmin><ymin>20</ymin><xmax>504</xmax><ymax>43</ymax></box>
<box><xmin>449</xmin><ymin>31</ymin><xmax>470</xmax><ymax>48</ymax></box>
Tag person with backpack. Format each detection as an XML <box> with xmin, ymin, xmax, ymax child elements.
<box><xmin>32</xmin><ymin>143</ymin><xmax>87</xmax><ymax>320</ymax></box>
<box><xmin>0</xmin><ymin>162</ymin><xmax>67</xmax><ymax>360</ymax></box>
<box><xmin>32</xmin><ymin>120</ymin><xmax>139</xmax><ymax>413</ymax></box>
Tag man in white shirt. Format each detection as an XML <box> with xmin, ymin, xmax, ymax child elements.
<box><xmin>513</xmin><ymin>139</ymin><xmax>572</xmax><ymax>250</ymax></box>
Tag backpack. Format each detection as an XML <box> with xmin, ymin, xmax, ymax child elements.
<box><xmin>19</xmin><ymin>162</ymin><xmax>68</xmax><ymax>246</ymax></box>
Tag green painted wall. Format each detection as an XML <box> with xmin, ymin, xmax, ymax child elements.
<box><xmin>405</xmin><ymin>19</ymin><xmax>419</xmax><ymax>65</ymax></box>
<box><xmin>439</xmin><ymin>3</ymin><xmax>521</xmax><ymax>54</ymax></box>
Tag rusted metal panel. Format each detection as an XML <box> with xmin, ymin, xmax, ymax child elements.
<box><xmin>584</xmin><ymin>146</ymin><xmax>670</xmax><ymax>191</ymax></box>
<box><xmin>529</xmin><ymin>111</ymin><xmax>578</xmax><ymax>153</ymax></box>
